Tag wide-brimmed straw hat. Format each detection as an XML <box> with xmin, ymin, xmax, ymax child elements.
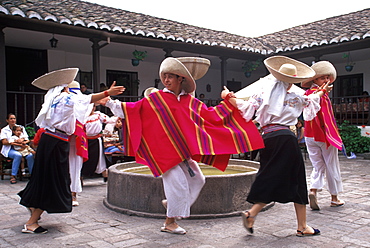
<box><xmin>301</xmin><ymin>61</ymin><xmax>337</xmax><ymax>88</ymax></box>
<box><xmin>264</xmin><ymin>56</ymin><xmax>315</xmax><ymax>84</ymax></box>
<box><xmin>32</xmin><ymin>68</ymin><xmax>79</xmax><ymax>90</ymax></box>
<box><xmin>68</xmin><ymin>80</ymin><xmax>80</xmax><ymax>89</ymax></box>
<box><xmin>143</xmin><ymin>87</ymin><xmax>159</xmax><ymax>98</ymax></box>
<box><xmin>159</xmin><ymin>57</ymin><xmax>210</xmax><ymax>93</ymax></box>
<box><xmin>176</xmin><ymin>57</ymin><xmax>211</xmax><ymax>80</ymax></box>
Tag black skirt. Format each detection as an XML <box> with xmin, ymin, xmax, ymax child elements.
<box><xmin>247</xmin><ymin>129</ymin><xmax>308</xmax><ymax>205</ymax></box>
<box><xmin>18</xmin><ymin>133</ymin><xmax>72</xmax><ymax>213</ymax></box>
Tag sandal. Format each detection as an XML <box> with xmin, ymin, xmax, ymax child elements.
<box><xmin>10</xmin><ymin>177</ymin><xmax>17</xmax><ymax>184</ymax></box>
<box><xmin>242</xmin><ymin>211</ymin><xmax>255</xmax><ymax>234</ymax></box>
<box><xmin>330</xmin><ymin>199</ymin><xmax>345</xmax><ymax>207</ymax></box>
<box><xmin>72</xmin><ymin>196</ymin><xmax>79</xmax><ymax>207</ymax></box>
<box><xmin>160</xmin><ymin>223</ymin><xmax>186</xmax><ymax>235</ymax></box>
<box><xmin>296</xmin><ymin>226</ymin><xmax>320</xmax><ymax>237</ymax></box>
<box><xmin>309</xmin><ymin>193</ymin><xmax>320</xmax><ymax>210</ymax></box>
<box><xmin>22</xmin><ymin>224</ymin><xmax>48</xmax><ymax>234</ymax></box>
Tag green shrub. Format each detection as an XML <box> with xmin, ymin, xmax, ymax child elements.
<box><xmin>338</xmin><ymin>121</ymin><xmax>370</xmax><ymax>153</ymax></box>
<box><xmin>25</xmin><ymin>126</ymin><xmax>36</xmax><ymax>139</ymax></box>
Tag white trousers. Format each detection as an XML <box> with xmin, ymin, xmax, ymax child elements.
<box><xmin>306</xmin><ymin>137</ymin><xmax>343</xmax><ymax>195</ymax></box>
<box><xmin>162</xmin><ymin>159</ymin><xmax>205</xmax><ymax>218</ymax></box>
<box><xmin>95</xmin><ymin>138</ymin><xmax>107</xmax><ymax>174</ymax></box>
<box><xmin>69</xmin><ymin>135</ymin><xmax>83</xmax><ymax>193</ymax></box>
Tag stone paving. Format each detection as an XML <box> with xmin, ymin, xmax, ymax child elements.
<box><xmin>1</xmin><ymin>155</ymin><xmax>370</xmax><ymax>247</ymax></box>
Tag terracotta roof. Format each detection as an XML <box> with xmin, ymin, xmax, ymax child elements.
<box><xmin>0</xmin><ymin>0</ymin><xmax>369</xmax><ymax>55</ymax></box>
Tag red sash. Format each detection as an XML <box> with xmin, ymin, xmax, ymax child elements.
<box><xmin>304</xmin><ymin>87</ymin><xmax>343</xmax><ymax>150</ymax></box>
<box><xmin>73</xmin><ymin>120</ymin><xmax>89</xmax><ymax>162</ymax></box>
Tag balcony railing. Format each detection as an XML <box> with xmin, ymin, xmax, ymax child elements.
<box><xmin>4</xmin><ymin>92</ymin><xmax>369</xmax><ymax>129</ymax></box>
<box><xmin>331</xmin><ymin>96</ymin><xmax>370</xmax><ymax>126</ymax></box>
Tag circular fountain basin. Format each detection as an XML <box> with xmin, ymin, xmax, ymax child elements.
<box><xmin>104</xmin><ymin>159</ymin><xmax>262</xmax><ymax>219</ymax></box>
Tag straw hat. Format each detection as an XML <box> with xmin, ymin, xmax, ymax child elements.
<box><xmin>264</xmin><ymin>56</ymin><xmax>315</xmax><ymax>84</ymax></box>
<box><xmin>301</xmin><ymin>61</ymin><xmax>337</xmax><ymax>88</ymax></box>
<box><xmin>32</xmin><ymin>68</ymin><xmax>79</xmax><ymax>90</ymax></box>
<box><xmin>68</xmin><ymin>80</ymin><xmax>80</xmax><ymax>89</ymax></box>
<box><xmin>159</xmin><ymin>57</ymin><xmax>211</xmax><ymax>93</ymax></box>
<box><xmin>176</xmin><ymin>57</ymin><xmax>211</xmax><ymax>80</ymax></box>
<box><xmin>143</xmin><ymin>87</ymin><xmax>159</xmax><ymax>98</ymax></box>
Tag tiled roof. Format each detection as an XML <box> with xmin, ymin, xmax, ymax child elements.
<box><xmin>258</xmin><ymin>8</ymin><xmax>370</xmax><ymax>53</ymax></box>
<box><xmin>0</xmin><ymin>0</ymin><xmax>369</xmax><ymax>55</ymax></box>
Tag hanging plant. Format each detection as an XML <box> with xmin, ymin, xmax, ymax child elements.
<box><xmin>342</xmin><ymin>52</ymin><xmax>355</xmax><ymax>72</ymax></box>
<box><xmin>132</xmin><ymin>50</ymin><xmax>147</xmax><ymax>60</ymax></box>
<box><xmin>242</xmin><ymin>59</ymin><xmax>262</xmax><ymax>77</ymax></box>
<box><xmin>131</xmin><ymin>50</ymin><xmax>147</xmax><ymax>66</ymax></box>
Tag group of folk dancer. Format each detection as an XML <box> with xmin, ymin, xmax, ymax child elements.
<box><xmin>17</xmin><ymin>55</ymin><xmax>344</xmax><ymax>237</ymax></box>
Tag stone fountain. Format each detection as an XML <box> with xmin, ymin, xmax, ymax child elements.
<box><xmin>103</xmin><ymin>159</ymin><xmax>270</xmax><ymax>219</ymax></box>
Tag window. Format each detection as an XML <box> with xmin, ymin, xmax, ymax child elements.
<box><xmin>336</xmin><ymin>74</ymin><xmax>363</xmax><ymax>98</ymax></box>
<box><xmin>6</xmin><ymin>46</ymin><xmax>48</xmax><ymax>92</ymax></box>
<box><xmin>106</xmin><ymin>70</ymin><xmax>139</xmax><ymax>96</ymax></box>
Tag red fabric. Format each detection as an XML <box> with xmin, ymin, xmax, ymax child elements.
<box><xmin>33</xmin><ymin>128</ymin><xmax>45</xmax><ymax>146</ymax></box>
<box><xmin>72</xmin><ymin>120</ymin><xmax>89</xmax><ymax>162</ymax></box>
<box><xmin>304</xmin><ymin>88</ymin><xmax>343</xmax><ymax>150</ymax></box>
<box><xmin>121</xmin><ymin>91</ymin><xmax>264</xmax><ymax>177</ymax></box>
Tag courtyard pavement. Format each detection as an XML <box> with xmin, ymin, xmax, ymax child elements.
<box><xmin>1</xmin><ymin>155</ymin><xmax>370</xmax><ymax>247</ymax></box>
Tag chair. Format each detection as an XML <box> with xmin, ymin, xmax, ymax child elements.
<box><xmin>0</xmin><ymin>145</ymin><xmax>24</xmax><ymax>181</ymax></box>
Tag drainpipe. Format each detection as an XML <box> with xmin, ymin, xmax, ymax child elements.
<box><xmin>90</xmin><ymin>37</ymin><xmax>110</xmax><ymax>91</ymax></box>
<box><xmin>0</xmin><ymin>27</ymin><xmax>7</xmax><ymax>118</ymax></box>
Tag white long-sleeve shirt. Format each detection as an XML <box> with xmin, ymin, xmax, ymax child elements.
<box><xmin>235</xmin><ymin>77</ymin><xmax>321</xmax><ymax>127</ymax></box>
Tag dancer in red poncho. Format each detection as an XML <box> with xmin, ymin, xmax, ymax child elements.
<box><xmin>103</xmin><ymin>57</ymin><xmax>264</xmax><ymax>234</ymax></box>
<box><xmin>301</xmin><ymin>61</ymin><xmax>345</xmax><ymax>210</ymax></box>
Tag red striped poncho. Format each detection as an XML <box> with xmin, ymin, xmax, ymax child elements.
<box><xmin>121</xmin><ymin>90</ymin><xmax>264</xmax><ymax>177</ymax></box>
<box><xmin>304</xmin><ymin>87</ymin><xmax>343</xmax><ymax>150</ymax></box>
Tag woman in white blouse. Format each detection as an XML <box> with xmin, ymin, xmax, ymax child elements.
<box><xmin>224</xmin><ymin>56</ymin><xmax>332</xmax><ymax>237</ymax></box>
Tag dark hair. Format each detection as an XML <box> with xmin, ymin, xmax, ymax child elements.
<box><xmin>362</xmin><ymin>91</ymin><xmax>369</xmax><ymax>96</ymax></box>
<box><xmin>296</xmin><ymin>118</ymin><xmax>304</xmax><ymax>127</ymax></box>
<box><xmin>12</xmin><ymin>125</ymin><xmax>22</xmax><ymax>132</ymax></box>
<box><xmin>6</xmin><ymin>113</ymin><xmax>16</xmax><ymax>120</ymax></box>
<box><xmin>80</xmin><ymin>83</ymin><xmax>87</xmax><ymax>87</ymax></box>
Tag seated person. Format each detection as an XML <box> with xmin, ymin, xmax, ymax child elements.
<box><xmin>9</xmin><ymin>125</ymin><xmax>35</xmax><ymax>176</ymax></box>
<box><xmin>103</xmin><ymin>117</ymin><xmax>124</xmax><ymax>154</ymax></box>
<box><xmin>9</xmin><ymin>125</ymin><xmax>36</xmax><ymax>156</ymax></box>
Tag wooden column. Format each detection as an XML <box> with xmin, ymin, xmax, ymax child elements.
<box><xmin>90</xmin><ymin>38</ymin><xmax>109</xmax><ymax>91</ymax></box>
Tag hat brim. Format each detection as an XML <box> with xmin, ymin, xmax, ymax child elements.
<box><xmin>176</xmin><ymin>57</ymin><xmax>210</xmax><ymax>80</ymax></box>
<box><xmin>159</xmin><ymin>58</ymin><xmax>195</xmax><ymax>93</ymax></box>
<box><xmin>301</xmin><ymin>61</ymin><xmax>337</xmax><ymax>88</ymax></box>
<box><xmin>264</xmin><ymin>56</ymin><xmax>315</xmax><ymax>84</ymax></box>
<box><xmin>32</xmin><ymin>68</ymin><xmax>79</xmax><ymax>90</ymax></box>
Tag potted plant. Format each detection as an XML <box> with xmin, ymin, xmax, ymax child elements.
<box><xmin>342</xmin><ymin>53</ymin><xmax>355</xmax><ymax>72</ymax></box>
<box><xmin>242</xmin><ymin>59</ymin><xmax>262</xmax><ymax>77</ymax></box>
<box><xmin>132</xmin><ymin>50</ymin><xmax>147</xmax><ymax>66</ymax></box>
